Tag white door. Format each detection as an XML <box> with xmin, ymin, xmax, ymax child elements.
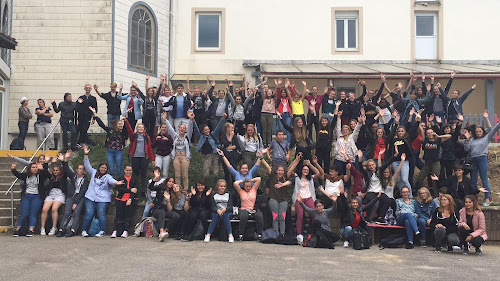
<box><xmin>415</xmin><ymin>13</ymin><xmax>437</xmax><ymax>60</ymax></box>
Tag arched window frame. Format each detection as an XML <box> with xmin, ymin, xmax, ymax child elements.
<box><xmin>128</xmin><ymin>2</ymin><xmax>157</xmax><ymax>75</ymax></box>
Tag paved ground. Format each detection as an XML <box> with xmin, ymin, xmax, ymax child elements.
<box><xmin>0</xmin><ymin>234</ymin><xmax>499</xmax><ymax>281</ymax></box>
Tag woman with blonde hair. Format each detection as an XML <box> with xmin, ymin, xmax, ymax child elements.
<box><xmin>238</xmin><ymin>123</ymin><xmax>263</xmax><ymax>166</ymax></box>
<box><xmin>204</xmin><ymin>179</ymin><xmax>235</xmax><ymax>243</ymax></box>
<box><xmin>414</xmin><ymin>187</ymin><xmax>436</xmax><ymax>247</ymax></box>
<box><xmin>430</xmin><ymin>194</ymin><xmax>460</xmax><ymax>252</ymax></box>
<box><xmin>458</xmin><ymin>195</ymin><xmax>487</xmax><ymax>254</ymax></box>
<box><xmin>278</xmin><ymin>114</ymin><xmax>313</xmax><ymax>175</ymax></box>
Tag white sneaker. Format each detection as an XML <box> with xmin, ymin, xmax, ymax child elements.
<box><xmin>121</xmin><ymin>231</ymin><xmax>128</xmax><ymax>238</ymax></box>
<box><xmin>40</xmin><ymin>228</ymin><xmax>46</xmax><ymax>236</ymax></box>
<box><xmin>159</xmin><ymin>231</ymin><xmax>168</xmax><ymax>242</ymax></box>
<box><xmin>48</xmin><ymin>227</ymin><xmax>57</xmax><ymax>236</ymax></box>
<box><xmin>296</xmin><ymin>234</ymin><xmax>304</xmax><ymax>243</ymax></box>
<box><xmin>343</xmin><ymin>241</ymin><xmax>349</xmax><ymax>248</ymax></box>
<box><xmin>204</xmin><ymin>234</ymin><xmax>210</xmax><ymax>243</ymax></box>
<box><xmin>110</xmin><ymin>230</ymin><xmax>117</xmax><ymax>238</ymax></box>
<box><xmin>81</xmin><ymin>230</ymin><xmax>89</xmax><ymax>237</ymax></box>
<box><xmin>95</xmin><ymin>231</ymin><xmax>106</xmax><ymax>237</ymax></box>
<box><xmin>228</xmin><ymin>236</ymin><xmax>234</xmax><ymax>243</ymax></box>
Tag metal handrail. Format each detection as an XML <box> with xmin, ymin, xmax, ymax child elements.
<box><xmin>4</xmin><ymin>120</ymin><xmax>60</xmax><ymax>226</ymax></box>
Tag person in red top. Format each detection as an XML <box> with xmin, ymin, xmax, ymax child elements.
<box><xmin>111</xmin><ymin>165</ymin><xmax>139</xmax><ymax>238</ymax></box>
<box><xmin>123</xmin><ymin>116</ymin><xmax>155</xmax><ymax>197</ymax></box>
<box><xmin>408</xmin><ymin>112</ymin><xmax>426</xmax><ymax>190</ymax></box>
<box><xmin>275</xmin><ymin>78</ymin><xmax>293</xmax><ymax>143</ymax></box>
<box><xmin>304</xmin><ymin>84</ymin><xmax>325</xmax><ymax>140</ymax></box>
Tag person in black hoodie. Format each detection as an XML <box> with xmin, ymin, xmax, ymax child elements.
<box><xmin>57</xmin><ymin>150</ymin><xmax>89</xmax><ymax>237</ymax></box>
<box><xmin>431</xmin><ymin>194</ymin><xmax>460</xmax><ymax>253</ymax></box>
<box><xmin>148</xmin><ymin>172</ymin><xmax>179</xmax><ymax>242</ymax></box>
<box><xmin>94</xmin><ymin>82</ymin><xmax>122</xmax><ymax>127</ymax></box>
<box><xmin>338</xmin><ymin>193</ymin><xmax>380</xmax><ymax>248</ymax></box>
<box><xmin>387</xmin><ymin>114</ymin><xmax>413</xmax><ymax>197</ymax></box>
<box><xmin>184</xmin><ymin>180</ymin><xmax>212</xmax><ymax>241</ymax></box>
<box><xmin>39</xmin><ymin>159</ymin><xmax>69</xmax><ymax>236</ymax></box>
<box><xmin>51</xmin><ymin>93</ymin><xmax>77</xmax><ymax>150</ymax></box>
<box><xmin>110</xmin><ymin>165</ymin><xmax>139</xmax><ymax>238</ymax></box>
<box><xmin>11</xmin><ymin>162</ymin><xmax>49</xmax><ymax>237</ymax></box>
<box><xmin>315</xmin><ymin>116</ymin><xmax>334</xmax><ymax>172</ymax></box>
<box><xmin>75</xmin><ymin>84</ymin><xmax>98</xmax><ymax>146</ymax></box>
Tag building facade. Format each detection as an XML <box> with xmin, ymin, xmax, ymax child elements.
<box><xmin>8</xmin><ymin>0</ymin><xmax>170</xmax><ymax>149</ymax></box>
<box><xmin>171</xmin><ymin>0</ymin><xmax>500</xmax><ymax>121</ymax></box>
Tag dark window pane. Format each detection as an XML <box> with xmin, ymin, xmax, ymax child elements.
<box><xmin>416</xmin><ymin>16</ymin><xmax>434</xmax><ymax>36</ymax></box>
<box><xmin>138</xmin><ymin>53</ymin><xmax>145</xmax><ymax>68</ymax></box>
<box><xmin>336</xmin><ymin>19</ymin><xmax>344</xmax><ymax>48</ymax></box>
<box><xmin>198</xmin><ymin>14</ymin><xmax>220</xmax><ymax>48</ymax></box>
<box><xmin>131</xmin><ymin>37</ymin><xmax>138</xmax><ymax>51</ymax></box>
<box><xmin>145</xmin><ymin>56</ymin><xmax>152</xmax><ymax>70</ymax></box>
<box><xmin>347</xmin><ymin>19</ymin><xmax>356</xmax><ymax>48</ymax></box>
<box><xmin>131</xmin><ymin>53</ymin><xmax>137</xmax><ymax>66</ymax></box>
<box><xmin>132</xmin><ymin>10</ymin><xmax>140</xmax><ymax>21</ymax></box>
<box><xmin>146</xmin><ymin>27</ymin><xmax>151</xmax><ymax>41</ymax></box>
<box><xmin>139</xmin><ymin>39</ymin><xmax>145</xmax><ymax>53</ymax></box>
<box><xmin>139</xmin><ymin>24</ymin><xmax>145</xmax><ymax>39</ymax></box>
<box><xmin>132</xmin><ymin>22</ymin><xmax>138</xmax><ymax>37</ymax></box>
<box><xmin>145</xmin><ymin>41</ymin><xmax>151</xmax><ymax>55</ymax></box>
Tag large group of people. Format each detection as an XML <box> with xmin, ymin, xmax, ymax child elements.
<box><xmin>12</xmin><ymin>71</ymin><xmax>496</xmax><ymax>254</ymax></box>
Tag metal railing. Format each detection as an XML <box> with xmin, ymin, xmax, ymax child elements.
<box><xmin>4</xmin><ymin>120</ymin><xmax>60</xmax><ymax>226</ymax></box>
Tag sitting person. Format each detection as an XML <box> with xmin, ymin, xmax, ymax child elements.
<box><xmin>320</xmin><ymin>164</ymin><xmax>349</xmax><ymax>209</ymax></box>
<box><xmin>431</xmin><ymin>194</ymin><xmax>460</xmax><ymax>253</ymax></box>
<box><xmin>395</xmin><ymin>186</ymin><xmax>421</xmax><ymax>249</ymax></box>
<box><xmin>458</xmin><ymin>195</ymin><xmax>487</xmax><ymax>255</ymax></box>
<box><xmin>338</xmin><ymin>193</ymin><xmax>380</xmax><ymax>248</ymax></box>
<box><xmin>184</xmin><ymin>181</ymin><xmax>212</xmax><ymax>241</ymax></box>
<box><xmin>147</xmin><ymin>168</ymin><xmax>172</xmax><ymax>242</ymax></box>
<box><xmin>204</xmin><ymin>179</ymin><xmax>235</xmax><ymax>243</ymax></box>
<box><xmin>414</xmin><ymin>187</ymin><xmax>436</xmax><ymax>247</ymax></box>
<box><xmin>111</xmin><ymin>165</ymin><xmax>139</xmax><ymax>238</ymax></box>
<box><xmin>233</xmin><ymin>177</ymin><xmax>263</xmax><ymax>241</ymax></box>
<box><xmin>39</xmin><ymin>160</ymin><xmax>69</xmax><ymax>236</ymax></box>
<box><xmin>143</xmin><ymin>176</ymin><xmax>174</xmax><ymax>219</ymax></box>
<box><xmin>167</xmin><ymin>183</ymin><xmax>190</xmax><ymax>240</ymax></box>
<box><xmin>433</xmin><ymin>187</ymin><xmax>449</xmax><ymax>208</ymax></box>
<box><xmin>297</xmin><ymin>194</ymin><xmax>340</xmax><ymax>249</ymax></box>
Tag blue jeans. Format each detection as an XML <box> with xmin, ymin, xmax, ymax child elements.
<box><xmin>396</xmin><ymin>213</ymin><xmax>418</xmax><ymax>243</ymax></box>
<box><xmin>82</xmin><ymin>198</ymin><xmax>109</xmax><ymax>233</ymax></box>
<box><xmin>416</xmin><ymin>218</ymin><xmax>428</xmax><ymax>243</ymax></box>
<box><xmin>18</xmin><ymin>194</ymin><xmax>42</xmax><ymax>228</ymax></box>
<box><xmin>107</xmin><ymin>149</ymin><xmax>124</xmax><ymax>178</ymax></box>
<box><xmin>409</xmin><ymin>149</ymin><xmax>424</xmax><ymax>189</ymax></box>
<box><xmin>142</xmin><ymin>203</ymin><xmax>151</xmax><ymax>219</ymax></box>
<box><xmin>340</xmin><ymin>226</ymin><xmax>356</xmax><ymax>241</ymax></box>
<box><xmin>393</xmin><ymin>160</ymin><xmax>412</xmax><ymax>198</ymax></box>
<box><xmin>279</xmin><ymin>112</ymin><xmax>293</xmax><ymax>143</ymax></box>
<box><xmin>256</xmin><ymin>119</ymin><xmax>262</xmax><ymax>135</ymax></box>
<box><xmin>107</xmin><ymin>114</ymin><xmax>121</xmax><ymax>127</ymax></box>
<box><xmin>471</xmin><ymin>156</ymin><xmax>490</xmax><ymax>199</ymax></box>
<box><xmin>207</xmin><ymin>212</ymin><xmax>232</xmax><ymax>236</ymax></box>
<box><xmin>18</xmin><ymin>121</ymin><xmax>28</xmax><ymax>149</ymax></box>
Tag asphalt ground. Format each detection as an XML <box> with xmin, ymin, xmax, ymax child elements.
<box><xmin>1</xmin><ymin>234</ymin><xmax>499</xmax><ymax>281</ymax></box>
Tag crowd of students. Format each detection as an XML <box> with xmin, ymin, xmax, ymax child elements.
<box><xmin>12</xmin><ymin>71</ymin><xmax>495</xmax><ymax>254</ymax></box>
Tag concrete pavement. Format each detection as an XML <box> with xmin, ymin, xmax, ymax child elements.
<box><xmin>0</xmin><ymin>234</ymin><xmax>498</xmax><ymax>281</ymax></box>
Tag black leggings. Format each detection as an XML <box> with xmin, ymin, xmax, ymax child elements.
<box><xmin>314</xmin><ymin>220</ymin><xmax>340</xmax><ymax>249</ymax></box>
<box><xmin>143</xmin><ymin>110</ymin><xmax>156</xmax><ymax>139</ymax></box>
<box><xmin>114</xmin><ymin>199</ymin><xmax>137</xmax><ymax>233</ymax></box>
<box><xmin>316</xmin><ymin>147</ymin><xmax>331</xmax><ymax>172</ymax></box>
<box><xmin>440</xmin><ymin>160</ymin><xmax>455</xmax><ymax>180</ymax></box>
<box><xmin>363</xmin><ymin>192</ymin><xmax>392</xmax><ymax>220</ymax></box>
<box><xmin>459</xmin><ymin>227</ymin><xmax>485</xmax><ymax>248</ymax></box>
<box><xmin>186</xmin><ymin>209</ymin><xmax>211</xmax><ymax>235</ymax></box>
<box><xmin>131</xmin><ymin>157</ymin><xmax>149</xmax><ymax>193</ymax></box>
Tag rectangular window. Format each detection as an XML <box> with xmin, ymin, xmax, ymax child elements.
<box><xmin>196</xmin><ymin>12</ymin><xmax>221</xmax><ymax>51</ymax></box>
<box><xmin>335</xmin><ymin>11</ymin><xmax>358</xmax><ymax>51</ymax></box>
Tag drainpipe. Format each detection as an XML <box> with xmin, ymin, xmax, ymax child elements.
<box><xmin>167</xmin><ymin>0</ymin><xmax>173</xmax><ymax>82</ymax></box>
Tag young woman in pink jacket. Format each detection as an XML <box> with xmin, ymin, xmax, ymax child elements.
<box><xmin>458</xmin><ymin>195</ymin><xmax>487</xmax><ymax>254</ymax></box>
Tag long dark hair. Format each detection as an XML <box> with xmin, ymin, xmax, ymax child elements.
<box><xmin>95</xmin><ymin>163</ymin><xmax>108</xmax><ymax>179</ymax></box>
<box><xmin>26</xmin><ymin>163</ymin><xmax>39</xmax><ymax>177</ymax></box>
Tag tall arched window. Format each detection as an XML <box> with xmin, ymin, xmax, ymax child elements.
<box><xmin>129</xmin><ymin>3</ymin><xmax>156</xmax><ymax>74</ymax></box>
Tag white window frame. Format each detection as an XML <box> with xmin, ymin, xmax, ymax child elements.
<box><xmin>195</xmin><ymin>12</ymin><xmax>222</xmax><ymax>52</ymax></box>
<box><xmin>335</xmin><ymin>11</ymin><xmax>358</xmax><ymax>51</ymax></box>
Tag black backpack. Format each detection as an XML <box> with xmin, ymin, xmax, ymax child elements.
<box><xmin>352</xmin><ymin>230</ymin><xmax>370</xmax><ymax>250</ymax></box>
<box><xmin>187</xmin><ymin>220</ymin><xmax>205</xmax><ymax>241</ymax></box>
<box><xmin>275</xmin><ymin>235</ymin><xmax>299</xmax><ymax>246</ymax></box>
<box><xmin>303</xmin><ymin>234</ymin><xmax>317</xmax><ymax>248</ymax></box>
<box><xmin>17</xmin><ymin>217</ymin><xmax>29</xmax><ymax>236</ymax></box>
<box><xmin>379</xmin><ymin>234</ymin><xmax>407</xmax><ymax>249</ymax></box>
<box><xmin>260</xmin><ymin>228</ymin><xmax>279</xmax><ymax>244</ymax></box>
<box><xmin>10</xmin><ymin>138</ymin><xmax>23</xmax><ymax>150</ymax></box>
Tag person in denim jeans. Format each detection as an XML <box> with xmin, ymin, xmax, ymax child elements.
<box><xmin>18</xmin><ymin>97</ymin><xmax>32</xmax><ymax>149</ymax></box>
<box><xmin>91</xmin><ymin>108</ymin><xmax>126</xmax><ymax>178</ymax></box>
<box><xmin>204</xmin><ymin>180</ymin><xmax>234</xmax><ymax>243</ymax></box>
<box><xmin>80</xmin><ymin>145</ymin><xmax>124</xmax><ymax>237</ymax></box>
<box><xmin>395</xmin><ymin>186</ymin><xmax>420</xmax><ymax>249</ymax></box>
<box><xmin>52</xmin><ymin>93</ymin><xmax>77</xmax><ymax>150</ymax></box>
<box><xmin>414</xmin><ymin>187</ymin><xmax>436</xmax><ymax>247</ymax></box>
<box><xmin>338</xmin><ymin>195</ymin><xmax>378</xmax><ymax>248</ymax></box>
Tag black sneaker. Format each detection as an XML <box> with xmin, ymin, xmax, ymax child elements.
<box><xmin>463</xmin><ymin>243</ymin><xmax>470</xmax><ymax>255</ymax></box>
<box><xmin>12</xmin><ymin>230</ymin><xmax>19</xmax><ymax>237</ymax></box>
<box><xmin>257</xmin><ymin>234</ymin><xmax>262</xmax><ymax>242</ymax></box>
<box><xmin>26</xmin><ymin>230</ymin><xmax>34</xmax><ymax>237</ymax></box>
<box><xmin>65</xmin><ymin>230</ymin><xmax>75</xmax><ymax>237</ymax></box>
<box><xmin>238</xmin><ymin>235</ymin><xmax>244</xmax><ymax>242</ymax></box>
<box><xmin>420</xmin><ymin>241</ymin><xmax>427</xmax><ymax>248</ymax></box>
<box><xmin>447</xmin><ymin>245</ymin><xmax>453</xmax><ymax>252</ymax></box>
<box><xmin>375</xmin><ymin>217</ymin><xmax>387</xmax><ymax>225</ymax></box>
<box><xmin>475</xmin><ymin>246</ymin><xmax>483</xmax><ymax>255</ymax></box>
<box><xmin>56</xmin><ymin>230</ymin><xmax>64</xmax><ymax>237</ymax></box>
<box><xmin>174</xmin><ymin>234</ymin><xmax>182</xmax><ymax>240</ymax></box>
<box><xmin>406</xmin><ymin>242</ymin><xmax>414</xmax><ymax>249</ymax></box>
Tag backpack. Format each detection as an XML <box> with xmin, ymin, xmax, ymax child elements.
<box><xmin>17</xmin><ymin>217</ymin><xmax>29</xmax><ymax>236</ymax></box>
<box><xmin>384</xmin><ymin>207</ymin><xmax>396</xmax><ymax>225</ymax></box>
<box><xmin>303</xmin><ymin>234</ymin><xmax>317</xmax><ymax>248</ymax></box>
<box><xmin>275</xmin><ymin>235</ymin><xmax>299</xmax><ymax>246</ymax></box>
<box><xmin>352</xmin><ymin>230</ymin><xmax>370</xmax><ymax>250</ymax></box>
<box><xmin>133</xmin><ymin>217</ymin><xmax>158</xmax><ymax>238</ymax></box>
<box><xmin>260</xmin><ymin>228</ymin><xmax>279</xmax><ymax>244</ymax></box>
<box><xmin>61</xmin><ymin>213</ymin><xmax>75</xmax><ymax>235</ymax></box>
<box><xmin>88</xmin><ymin>217</ymin><xmax>101</xmax><ymax>236</ymax></box>
<box><xmin>379</xmin><ymin>234</ymin><xmax>406</xmax><ymax>249</ymax></box>
<box><xmin>187</xmin><ymin>220</ymin><xmax>204</xmax><ymax>241</ymax></box>
<box><xmin>10</xmin><ymin>137</ymin><xmax>24</xmax><ymax>150</ymax></box>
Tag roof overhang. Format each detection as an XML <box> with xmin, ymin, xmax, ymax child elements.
<box><xmin>170</xmin><ymin>74</ymin><xmax>243</xmax><ymax>83</ymax></box>
<box><xmin>0</xmin><ymin>33</ymin><xmax>17</xmax><ymax>50</ymax></box>
<box><xmin>246</xmin><ymin>61</ymin><xmax>500</xmax><ymax>79</ymax></box>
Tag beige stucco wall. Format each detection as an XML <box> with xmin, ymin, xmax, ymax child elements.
<box><xmin>10</xmin><ymin>0</ymin><xmax>113</xmax><ymax>149</ymax></box>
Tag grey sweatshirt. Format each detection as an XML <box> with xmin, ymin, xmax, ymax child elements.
<box><xmin>300</xmin><ymin>201</ymin><xmax>336</xmax><ymax>231</ymax></box>
<box><xmin>460</xmin><ymin>122</ymin><xmax>500</xmax><ymax>159</ymax></box>
<box><xmin>18</xmin><ymin>106</ymin><xmax>32</xmax><ymax>122</ymax></box>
